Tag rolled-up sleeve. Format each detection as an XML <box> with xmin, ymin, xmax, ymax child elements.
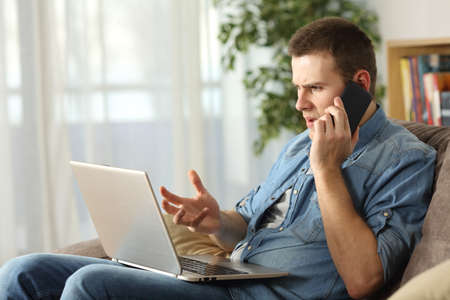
<box><xmin>364</xmin><ymin>148</ymin><xmax>436</xmax><ymax>283</ymax></box>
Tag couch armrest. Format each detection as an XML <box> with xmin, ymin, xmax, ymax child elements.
<box><xmin>52</xmin><ymin>238</ymin><xmax>109</xmax><ymax>259</ymax></box>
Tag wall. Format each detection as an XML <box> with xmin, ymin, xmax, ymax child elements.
<box><xmin>371</xmin><ymin>0</ymin><xmax>450</xmax><ymax>41</ymax></box>
<box><xmin>369</xmin><ymin>0</ymin><xmax>450</xmax><ymax>100</ymax></box>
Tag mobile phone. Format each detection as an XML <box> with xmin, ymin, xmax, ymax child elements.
<box><xmin>340</xmin><ymin>81</ymin><xmax>372</xmax><ymax>135</ymax></box>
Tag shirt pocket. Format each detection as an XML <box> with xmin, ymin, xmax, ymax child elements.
<box><xmin>289</xmin><ymin>191</ymin><xmax>326</xmax><ymax>243</ymax></box>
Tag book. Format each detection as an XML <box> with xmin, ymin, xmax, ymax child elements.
<box><xmin>441</xmin><ymin>91</ymin><xmax>450</xmax><ymax>126</ymax></box>
<box><xmin>417</xmin><ymin>55</ymin><xmax>431</xmax><ymax>123</ymax></box>
<box><xmin>433</xmin><ymin>89</ymin><xmax>442</xmax><ymax>126</ymax></box>
<box><xmin>422</xmin><ymin>72</ymin><xmax>450</xmax><ymax>126</ymax></box>
<box><xmin>417</xmin><ymin>54</ymin><xmax>450</xmax><ymax>123</ymax></box>
<box><xmin>410</xmin><ymin>56</ymin><xmax>423</xmax><ymax>122</ymax></box>
<box><xmin>399</xmin><ymin>58</ymin><xmax>414</xmax><ymax>121</ymax></box>
<box><xmin>428</xmin><ymin>54</ymin><xmax>450</xmax><ymax>72</ymax></box>
<box><xmin>399</xmin><ymin>54</ymin><xmax>450</xmax><ymax>124</ymax></box>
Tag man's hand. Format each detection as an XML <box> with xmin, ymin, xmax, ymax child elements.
<box><xmin>309</xmin><ymin>97</ymin><xmax>359</xmax><ymax>174</ymax></box>
<box><xmin>160</xmin><ymin>170</ymin><xmax>221</xmax><ymax>234</ymax></box>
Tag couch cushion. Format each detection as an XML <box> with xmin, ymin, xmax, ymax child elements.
<box><xmin>162</xmin><ymin>214</ymin><xmax>229</xmax><ymax>257</ymax></box>
<box><xmin>53</xmin><ymin>238</ymin><xmax>109</xmax><ymax>258</ymax></box>
<box><xmin>53</xmin><ymin>214</ymin><xmax>229</xmax><ymax>259</ymax></box>
<box><xmin>393</xmin><ymin>120</ymin><xmax>450</xmax><ymax>285</ymax></box>
<box><xmin>395</xmin><ymin>120</ymin><xmax>450</xmax><ymax>184</ymax></box>
<box><xmin>388</xmin><ymin>259</ymin><xmax>450</xmax><ymax>300</ymax></box>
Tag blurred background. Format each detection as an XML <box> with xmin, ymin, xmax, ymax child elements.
<box><xmin>1</xmin><ymin>0</ymin><xmax>450</xmax><ymax>264</ymax></box>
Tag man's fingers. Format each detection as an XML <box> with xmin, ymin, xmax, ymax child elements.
<box><xmin>320</xmin><ymin>113</ymin><xmax>334</xmax><ymax>135</ymax></box>
<box><xmin>173</xmin><ymin>207</ymin><xmax>186</xmax><ymax>225</ymax></box>
<box><xmin>313</xmin><ymin>118</ymin><xmax>326</xmax><ymax>138</ymax></box>
<box><xmin>188</xmin><ymin>170</ymin><xmax>207</xmax><ymax>194</ymax></box>
<box><xmin>326</xmin><ymin>98</ymin><xmax>349</xmax><ymax>133</ymax></box>
<box><xmin>334</xmin><ymin>96</ymin><xmax>345</xmax><ymax>109</ymax></box>
<box><xmin>160</xmin><ymin>186</ymin><xmax>183</xmax><ymax>205</ymax></box>
<box><xmin>161</xmin><ymin>199</ymin><xmax>179</xmax><ymax>215</ymax></box>
<box><xmin>172</xmin><ymin>206</ymin><xmax>208</xmax><ymax>229</ymax></box>
<box><xmin>190</xmin><ymin>207</ymin><xmax>209</xmax><ymax>228</ymax></box>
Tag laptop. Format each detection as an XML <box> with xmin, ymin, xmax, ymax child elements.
<box><xmin>70</xmin><ymin>161</ymin><xmax>288</xmax><ymax>282</ymax></box>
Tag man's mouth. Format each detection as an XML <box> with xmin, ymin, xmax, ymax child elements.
<box><xmin>304</xmin><ymin>117</ymin><xmax>316</xmax><ymax>128</ymax></box>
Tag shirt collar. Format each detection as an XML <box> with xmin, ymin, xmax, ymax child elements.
<box><xmin>354</xmin><ymin>104</ymin><xmax>386</xmax><ymax>152</ymax></box>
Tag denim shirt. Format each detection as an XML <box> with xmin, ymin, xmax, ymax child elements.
<box><xmin>228</xmin><ymin>108</ymin><xmax>436</xmax><ymax>300</ymax></box>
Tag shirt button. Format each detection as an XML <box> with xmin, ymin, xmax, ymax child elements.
<box><xmin>301</xmin><ymin>168</ymin><xmax>305</xmax><ymax>172</ymax></box>
<box><xmin>293</xmin><ymin>190</ymin><xmax>298</xmax><ymax>195</ymax></box>
<box><xmin>247</xmin><ymin>245</ymin><xmax>252</xmax><ymax>251</ymax></box>
<box><xmin>279</xmin><ymin>227</ymin><xmax>284</xmax><ymax>231</ymax></box>
<box><xmin>383</xmin><ymin>212</ymin><xmax>389</xmax><ymax>217</ymax></box>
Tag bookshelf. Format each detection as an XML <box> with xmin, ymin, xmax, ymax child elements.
<box><xmin>386</xmin><ymin>37</ymin><xmax>450</xmax><ymax>120</ymax></box>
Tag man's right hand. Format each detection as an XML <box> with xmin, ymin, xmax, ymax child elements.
<box><xmin>160</xmin><ymin>170</ymin><xmax>221</xmax><ymax>235</ymax></box>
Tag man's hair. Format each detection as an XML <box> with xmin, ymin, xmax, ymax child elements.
<box><xmin>288</xmin><ymin>17</ymin><xmax>377</xmax><ymax>96</ymax></box>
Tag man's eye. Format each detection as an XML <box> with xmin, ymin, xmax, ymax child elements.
<box><xmin>311</xmin><ymin>86</ymin><xmax>322</xmax><ymax>91</ymax></box>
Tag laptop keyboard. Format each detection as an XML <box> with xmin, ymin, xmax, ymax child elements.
<box><xmin>179</xmin><ymin>257</ymin><xmax>247</xmax><ymax>276</ymax></box>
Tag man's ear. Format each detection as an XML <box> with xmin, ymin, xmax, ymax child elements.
<box><xmin>352</xmin><ymin>70</ymin><xmax>371</xmax><ymax>92</ymax></box>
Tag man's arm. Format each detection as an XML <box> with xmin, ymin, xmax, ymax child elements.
<box><xmin>310</xmin><ymin>98</ymin><xmax>383</xmax><ymax>299</ymax></box>
<box><xmin>314</xmin><ymin>167</ymin><xmax>383</xmax><ymax>299</ymax></box>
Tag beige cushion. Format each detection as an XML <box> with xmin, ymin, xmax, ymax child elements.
<box><xmin>388</xmin><ymin>259</ymin><xmax>450</xmax><ymax>300</ymax></box>
<box><xmin>53</xmin><ymin>214</ymin><xmax>229</xmax><ymax>258</ymax></box>
<box><xmin>53</xmin><ymin>238</ymin><xmax>109</xmax><ymax>258</ymax></box>
<box><xmin>162</xmin><ymin>214</ymin><xmax>230</xmax><ymax>257</ymax></box>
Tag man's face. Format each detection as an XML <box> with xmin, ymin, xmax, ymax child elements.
<box><xmin>292</xmin><ymin>52</ymin><xmax>346</xmax><ymax>138</ymax></box>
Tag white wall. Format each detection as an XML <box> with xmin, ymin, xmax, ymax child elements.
<box><xmin>372</xmin><ymin>0</ymin><xmax>450</xmax><ymax>41</ymax></box>
<box><xmin>369</xmin><ymin>0</ymin><xmax>450</xmax><ymax>95</ymax></box>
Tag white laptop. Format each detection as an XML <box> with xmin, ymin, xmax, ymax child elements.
<box><xmin>70</xmin><ymin>161</ymin><xmax>288</xmax><ymax>282</ymax></box>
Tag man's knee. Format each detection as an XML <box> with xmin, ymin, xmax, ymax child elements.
<box><xmin>62</xmin><ymin>264</ymin><xmax>112</xmax><ymax>299</ymax></box>
<box><xmin>1</xmin><ymin>253</ymin><xmax>52</xmax><ymax>281</ymax></box>
<box><xmin>0</xmin><ymin>253</ymin><xmax>52</xmax><ymax>298</ymax></box>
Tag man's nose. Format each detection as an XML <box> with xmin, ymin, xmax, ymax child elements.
<box><xmin>295</xmin><ymin>90</ymin><xmax>309</xmax><ymax>111</ymax></box>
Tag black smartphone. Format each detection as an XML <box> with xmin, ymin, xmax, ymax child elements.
<box><xmin>340</xmin><ymin>81</ymin><xmax>372</xmax><ymax>135</ymax></box>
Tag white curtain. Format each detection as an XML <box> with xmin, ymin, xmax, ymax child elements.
<box><xmin>0</xmin><ymin>0</ymin><xmax>286</xmax><ymax>264</ymax></box>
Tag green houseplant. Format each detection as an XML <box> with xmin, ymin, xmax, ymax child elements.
<box><xmin>214</xmin><ymin>0</ymin><xmax>382</xmax><ymax>154</ymax></box>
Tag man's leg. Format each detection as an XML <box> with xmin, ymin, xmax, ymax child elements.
<box><xmin>62</xmin><ymin>263</ymin><xmax>232</xmax><ymax>299</ymax></box>
<box><xmin>0</xmin><ymin>253</ymin><xmax>117</xmax><ymax>299</ymax></box>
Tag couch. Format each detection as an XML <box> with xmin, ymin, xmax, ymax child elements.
<box><xmin>54</xmin><ymin>120</ymin><xmax>450</xmax><ymax>299</ymax></box>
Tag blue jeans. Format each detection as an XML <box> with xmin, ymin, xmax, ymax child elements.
<box><xmin>0</xmin><ymin>253</ymin><xmax>232</xmax><ymax>299</ymax></box>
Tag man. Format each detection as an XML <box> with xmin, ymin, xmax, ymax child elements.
<box><xmin>0</xmin><ymin>17</ymin><xmax>435</xmax><ymax>299</ymax></box>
